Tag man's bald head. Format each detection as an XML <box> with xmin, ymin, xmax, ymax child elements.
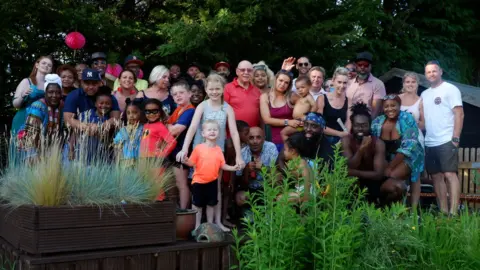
<box><xmin>237</xmin><ymin>60</ymin><xmax>253</xmax><ymax>69</ymax></box>
<box><xmin>248</xmin><ymin>126</ymin><xmax>265</xmax><ymax>153</ymax></box>
<box><xmin>236</xmin><ymin>60</ymin><xmax>254</xmax><ymax>84</ymax></box>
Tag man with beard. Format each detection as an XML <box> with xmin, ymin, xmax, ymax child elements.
<box><xmin>113</xmin><ymin>55</ymin><xmax>148</xmax><ymax>91</ymax></box>
<box><xmin>215</xmin><ymin>61</ymin><xmax>232</xmax><ymax>82</ymax></box>
<box><xmin>346</xmin><ymin>52</ymin><xmax>386</xmax><ymax>129</ymax></box>
<box><xmin>64</xmin><ymin>69</ymin><xmax>121</xmax><ymax>129</ymax></box>
<box><xmin>278</xmin><ymin>112</ymin><xmax>334</xmax><ymax>171</ymax></box>
<box><xmin>342</xmin><ymin>102</ymin><xmax>386</xmax><ymax>205</ymax></box>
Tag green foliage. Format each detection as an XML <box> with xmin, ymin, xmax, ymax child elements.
<box><xmin>233</xmin><ymin>146</ymin><xmax>480</xmax><ymax>269</ymax></box>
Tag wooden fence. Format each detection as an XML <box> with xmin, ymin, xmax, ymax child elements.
<box><xmin>458</xmin><ymin>147</ymin><xmax>480</xmax><ymax>209</ymax></box>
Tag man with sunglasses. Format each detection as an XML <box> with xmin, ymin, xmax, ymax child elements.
<box><xmin>422</xmin><ymin>60</ymin><xmax>464</xmax><ymax>215</ymax></box>
<box><xmin>90</xmin><ymin>52</ymin><xmax>110</xmax><ymax>87</ymax></box>
<box><xmin>346</xmin><ymin>51</ymin><xmax>386</xmax><ymax>130</ymax></box>
<box><xmin>290</xmin><ymin>57</ymin><xmax>312</xmax><ymax>92</ymax></box>
<box><xmin>345</xmin><ymin>61</ymin><xmax>357</xmax><ymax>81</ymax></box>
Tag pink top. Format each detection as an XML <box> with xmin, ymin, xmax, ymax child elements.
<box><xmin>269</xmin><ymin>102</ymin><xmax>294</xmax><ymax>144</ymax></box>
<box><xmin>346</xmin><ymin>74</ymin><xmax>386</xmax><ymax>110</ymax></box>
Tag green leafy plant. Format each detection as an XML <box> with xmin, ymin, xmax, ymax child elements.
<box><xmin>233</xmin><ymin>145</ymin><xmax>480</xmax><ymax>270</ymax></box>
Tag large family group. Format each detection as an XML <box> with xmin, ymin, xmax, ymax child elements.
<box><xmin>10</xmin><ymin>51</ymin><xmax>464</xmax><ymax>231</ymax></box>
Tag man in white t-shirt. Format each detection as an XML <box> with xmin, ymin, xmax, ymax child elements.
<box><xmin>421</xmin><ymin>60</ymin><xmax>464</xmax><ymax>215</ymax></box>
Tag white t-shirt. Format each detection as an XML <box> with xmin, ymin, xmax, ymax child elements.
<box><xmin>310</xmin><ymin>89</ymin><xmax>326</xmax><ymax>101</ymax></box>
<box><xmin>421</xmin><ymin>82</ymin><xmax>463</xmax><ymax>147</ymax></box>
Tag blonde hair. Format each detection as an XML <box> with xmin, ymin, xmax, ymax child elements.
<box><xmin>149</xmin><ymin>65</ymin><xmax>169</xmax><ymax>85</ymax></box>
<box><xmin>202</xmin><ymin>119</ymin><xmax>220</xmax><ymax>130</ymax></box>
<box><xmin>253</xmin><ymin>61</ymin><xmax>275</xmax><ymax>88</ymax></box>
<box><xmin>308</xmin><ymin>66</ymin><xmax>326</xmax><ymax>79</ymax></box>
<box><xmin>400</xmin><ymin>72</ymin><xmax>419</xmax><ymax>93</ymax></box>
<box><xmin>332</xmin><ymin>67</ymin><xmax>349</xmax><ymax>80</ymax></box>
<box><xmin>205</xmin><ymin>73</ymin><xmax>226</xmax><ymax>89</ymax></box>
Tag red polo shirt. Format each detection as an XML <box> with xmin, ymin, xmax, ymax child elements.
<box><xmin>224</xmin><ymin>78</ymin><xmax>261</xmax><ymax>127</ymax></box>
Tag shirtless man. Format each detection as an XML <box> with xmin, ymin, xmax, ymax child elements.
<box><xmin>281</xmin><ymin>76</ymin><xmax>317</xmax><ymax>142</ymax></box>
<box><xmin>342</xmin><ymin>102</ymin><xmax>387</xmax><ymax>205</ymax></box>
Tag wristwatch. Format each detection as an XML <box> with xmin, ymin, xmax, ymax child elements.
<box><xmin>284</xmin><ymin>119</ymin><xmax>289</xmax><ymax>126</ymax></box>
<box><xmin>452</xmin><ymin>137</ymin><xmax>460</xmax><ymax>143</ymax></box>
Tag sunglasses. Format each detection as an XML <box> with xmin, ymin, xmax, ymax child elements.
<box><xmin>254</xmin><ymin>65</ymin><xmax>266</xmax><ymax>71</ymax></box>
<box><xmin>347</xmin><ymin>67</ymin><xmax>356</xmax><ymax>72</ymax></box>
<box><xmin>93</xmin><ymin>60</ymin><xmax>106</xmax><ymax>65</ymax></box>
<box><xmin>298</xmin><ymin>62</ymin><xmax>310</xmax><ymax>67</ymax></box>
<box><xmin>144</xmin><ymin>109</ymin><xmax>160</xmax><ymax>115</ymax></box>
<box><xmin>356</xmin><ymin>63</ymin><xmax>370</xmax><ymax>68</ymax></box>
<box><xmin>238</xmin><ymin>68</ymin><xmax>253</xmax><ymax>73</ymax></box>
<box><xmin>383</xmin><ymin>94</ymin><xmax>398</xmax><ymax>100</ymax></box>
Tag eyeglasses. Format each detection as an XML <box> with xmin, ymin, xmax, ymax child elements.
<box><xmin>93</xmin><ymin>60</ymin><xmax>106</xmax><ymax>65</ymax></box>
<box><xmin>382</xmin><ymin>94</ymin><xmax>398</xmax><ymax>100</ymax></box>
<box><xmin>238</xmin><ymin>68</ymin><xmax>253</xmax><ymax>73</ymax></box>
<box><xmin>347</xmin><ymin>68</ymin><xmax>355</xmax><ymax>72</ymax></box>
<box><xmin>145</xmin><ymin>109</ymin><xmax>160</xmax><ymax>115</ymax></box>
<box><xmin>298</xmin><ymin>62</ymin><xmax>310</xmax><ymax>67</ymax></box>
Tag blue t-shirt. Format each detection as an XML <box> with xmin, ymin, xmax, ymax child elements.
<box><xmin>170</xmin><ymin>108</ymin><xmax>195</xmax><ymax>158</ymax></box>
<box><xmin>64</xmin><ymin>88</ymin><xmax>120</xmax><ymax>116</ymax></box>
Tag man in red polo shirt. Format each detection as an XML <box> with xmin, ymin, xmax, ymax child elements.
<box><xmin>224</xmin><ymin>60</ymin><xmax>262</xmax><ymax>127</ymax></box>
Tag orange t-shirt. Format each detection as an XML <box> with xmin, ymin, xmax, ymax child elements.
<box><xmin>140</xmin><ymin>122</ymin><xmax>177</xmax><ymax>158</ymax></box>
<box><xmin>189</xmin><ymin>143</ymin><xmax>225</xmax><ymax>184</ymax></box>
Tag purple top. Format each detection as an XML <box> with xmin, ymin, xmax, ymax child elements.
<box><xmin>269</xmin><ymin>102</ymin><xmax>294</xmax><ymax>144</ymax></box>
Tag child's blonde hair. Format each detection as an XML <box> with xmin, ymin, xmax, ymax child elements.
<box><xmin>205</xmin><ymin>73</ymin><xmax>226</xmax><ymax>89</ymax></box>
<box><xmin>202</xmin><ymin>119</ymin><xmax>220</xmax><ymax>130</ymax></box>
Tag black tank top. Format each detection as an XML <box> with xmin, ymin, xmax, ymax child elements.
<box><xmin>323</xmin><ymin>95</ymin><xmax>348</xmax><ymax>132</ymax></box>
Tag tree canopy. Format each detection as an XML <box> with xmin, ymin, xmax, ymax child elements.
<box><xmin>1</xmin><ymin>0</ymin><xmax>480</xmax><ymax>113</ymax></box>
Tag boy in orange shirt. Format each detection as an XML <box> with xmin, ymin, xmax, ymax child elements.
<box><xmin>182</xmin><ymin>120</ymin><xmax>240</xmax><ymax>231</ymax></box>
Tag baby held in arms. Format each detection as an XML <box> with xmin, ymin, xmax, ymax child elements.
<box><xmin>281</xmin><ymin>76</ymin><xmax>317</xmax><ymax>142</ymax></box>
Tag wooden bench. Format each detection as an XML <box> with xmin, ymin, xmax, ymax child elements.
<box><xmin>419</xmin><ymin>147</ymin><xmax>480</xmax><ymax>209</ymax></box>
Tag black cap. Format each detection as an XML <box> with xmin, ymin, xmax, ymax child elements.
<box><xmin>356</xmin><ymin>51</ymin><xmax>373</xmax><ymax>63</ymax></box>
<box><xmin>82</xmin><ymin>68</ymin><xmax>102</xmax><ymax>81</ymax></box>
<box><xmin>91</xmin><ymin>52</ymin><xmax>107</xmax><ymax>60</ymax></box>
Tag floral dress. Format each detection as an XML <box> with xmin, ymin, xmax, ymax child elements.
<box><xmin>371</xmin><ymin>110</ymin><xmax>424</xmax><ymax>183</ymax></box>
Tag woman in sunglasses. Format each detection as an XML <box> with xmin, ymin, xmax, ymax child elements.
<box><xmin>371</xmin><ymin>94</ymin><xmax>424</xmax><ymax>208</ymax></box>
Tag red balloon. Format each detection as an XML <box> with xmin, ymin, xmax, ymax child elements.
<box><xmin>65</xmin><ymin>32</ymin><xmax>86</xmax><ymax>50</ymax></box>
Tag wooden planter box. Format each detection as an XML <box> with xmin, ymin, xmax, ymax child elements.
<box><xmin>0</xmin><ymin>238</ymin><xmax>237</xmax><ymax>270</ymax></box>
<box><xmin>0</xmin><ymin>201</ymin><xmax>176</xmax><ymax>255</ymax></box>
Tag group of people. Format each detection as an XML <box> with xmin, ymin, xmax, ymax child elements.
<box><xmin>10</xmin><ymin>50</ymin><xmax>464</xmax><ymax>232</ymax></box>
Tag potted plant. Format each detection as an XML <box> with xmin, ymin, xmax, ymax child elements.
<box><xmin>0</xmin><ymin>140</ymin><xmax>177</xmax><ymax>255</ymax></box>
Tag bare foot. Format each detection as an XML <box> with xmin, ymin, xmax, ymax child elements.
<box><xmin>222</xmin><ymin>219</ymin><xmax>236</xmax><ymax>228</ymax></box>
<box><xmin>216</xmin><ymin>222</ymin><xmax>231</xmax><ymax>232</ymax></box>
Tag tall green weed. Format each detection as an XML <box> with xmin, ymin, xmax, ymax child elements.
<box><xmin>234</xmin><ymin>146</ymin><xmax>480</xmax><ymax>270</ymax></box>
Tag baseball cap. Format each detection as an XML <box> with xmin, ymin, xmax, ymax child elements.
<box><xmin>124</xmin><ymin>55</ymin><xmax>144</xmax><ymax>66</ymax></box>
<box><xmin>82</xmin><ymin>68</ymin><xmax>102</xmax><ymax>81</ymax></box>
<box><xmin>91</xmin><ymin>52</ymin><xmax>107</xmax><ymax>60</ymax></box>
<box><xmin>355</xmin><ymin>51</ymin><xmax>373</xmax><ymax>63</ymax></box>
<box><xmin>215</xmin><ymin>61</ymin><xmax>230</xmax><ymax>70</ymax></box>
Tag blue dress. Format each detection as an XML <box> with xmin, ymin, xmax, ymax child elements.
<box><xmin>11</xmin><ymin>79</ymin><xmax>44</xmax><ymax>134</ymax></box>
<box><xmin>371</xmin><ymin>111</ymin><xmax>424</xmax><ymax>182</ymax></box>
<box><xmin>113</xmin><ymin>125</ymin><xmax>144</xmax><ymax>161</ymax></box>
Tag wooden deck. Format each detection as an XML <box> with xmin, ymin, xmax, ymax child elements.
<box><xmin>0</xmin><ymin>237</ymin><xmax>237</xmax><ymax>270</ymax></box>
